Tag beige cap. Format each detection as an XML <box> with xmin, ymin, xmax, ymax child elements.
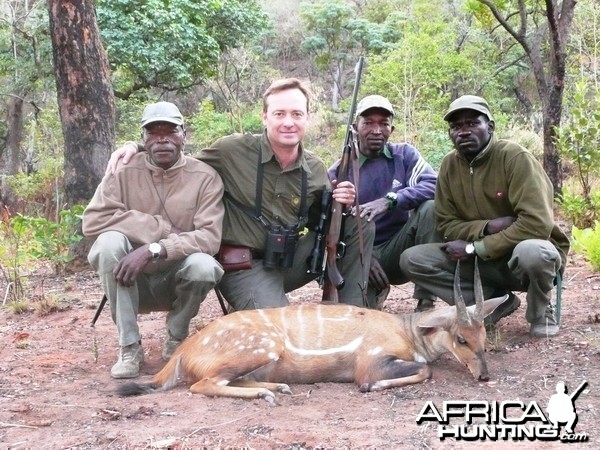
<box><xmin>141</xmin><ymin>101</ymin><xmax>184</xmax><ymax>127</ymax></box>
<box><xmin>443</xmin><ymin>95</ymin><xmax>493</xmax><ymax>121</ymax></box>
<box><xmin>355</xmin><ymin>95</ymin><xmax>394</xmax><ymax>117</ymax></box>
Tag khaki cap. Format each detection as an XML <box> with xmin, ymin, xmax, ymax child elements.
<box><xmin>141</xmin><ymin>101</ymin><xmax>184</xmax><ymax>127</ymax></box>
<box><xmin>355</xmin><ymin>95</ymin><xmax>395</xmax><ymax>117</ymax></box>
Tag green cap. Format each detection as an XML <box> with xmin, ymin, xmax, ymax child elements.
<box><xmin>444</xmin><ymin>95</ymin><xmax>493</xmax><ymax>122</ymax></box>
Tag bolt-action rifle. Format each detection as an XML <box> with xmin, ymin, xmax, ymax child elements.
<box><xmin>314</xmin><ymin>57</ymin><xmax>364</xmax><ymax>303</ymax></box>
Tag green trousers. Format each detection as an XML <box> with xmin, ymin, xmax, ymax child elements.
<box><xmin>399</xmin><ymin>240</ymin><xmax>562</xmax><ymax>324</ymax></box>
<box><xmin>218</xmin><ymin>215</ymin><xmax>375</xmax><ymax>310</ymax></box>
<box><xmin>366</xmin><ymin>200</ymin><xmax>440</xmax><ymax>308</ymax></box>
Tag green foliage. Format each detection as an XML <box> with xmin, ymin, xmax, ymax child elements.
<box><xmin>0</xmin><ymin>206</ymin><xmax>85</xmax><ymax>285</ymax></box>
<box><xmin>300</xmin><ymin>0</ymin><xmax>401</xmax><ymax>106</ymax></box>
<box><xmin>362</xmin><ymin>6</ymin><xmax>500</xmax><ymax>149</ymax></box>
<box><xmin>187</xmin><ymin>100</ymin><xmax>263</xmax><ymax>151</ymax></box>
<box><xmin>96</xmin><ymin>0</ymin><xmax>271</xmax><ymax>97</ymax></box>
<box><xmin>5</xmin><ymin>156</ymin><xmax>63</xmax><ymax>217</ymax></box>
<box><xmin>0</xmin><ymin>2</ymin><xmax>54</xmax><ymax>91</ymax></box>
<box><xmin>557</xmin><ymin>189</ymin><xmax>600</xmax><ymax>229</ymax></box>
<box><xmin>555</xmin><ymin>81</ymin><xmax>600</xmax><ymax>226</ymax></box>
<box><xmin>572</xmin><ymin>221</ymin><xmax>600</xmax><ymax>271</ymax></box>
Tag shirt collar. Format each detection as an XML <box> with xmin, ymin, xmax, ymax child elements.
<box><xmin>260</xmin><ymin>130</ymin><xmax>312</xmax><ymax>173</ymax></box>
<box><xmin>358</xmin><ymin>144</ymin><xmax>392</xmax><ymax>167</ymax></box>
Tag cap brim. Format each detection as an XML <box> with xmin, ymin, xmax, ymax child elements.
<box><xmin>356</xmin><ymin>106</ymin><xmax>394</xmax><ymax>118</ymax></box>
<box><xmin>443</xmin><ymin>107</ymin><xmax>491</xmax><ymax>121</ymax></box>
<box><xmin>141</xmin><ymin>117</ymin><xmax>184</xmax><ymax>127</ymax></box>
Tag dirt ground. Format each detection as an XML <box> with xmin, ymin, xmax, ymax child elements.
<box><xmin>1</xmin><ymin>254</ymin><xmax>599</xmax><ymax>449</ymax></box>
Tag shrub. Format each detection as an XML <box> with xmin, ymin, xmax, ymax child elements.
<box><xmin>571</xmin><ymin>221</ymin><xmax>600</xmax><ymax>271</ymax></box>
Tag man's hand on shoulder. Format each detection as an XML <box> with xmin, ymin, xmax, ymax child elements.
<box><xmin>106</xmin><ymin>141</ymin><xmax>138</xmax><ymax>176</ymax></box>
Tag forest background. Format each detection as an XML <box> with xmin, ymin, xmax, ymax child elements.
<box><xmin>0</xmin><ymin>0</ymin><xmax>600</xmax><ymax>305</ymax></box>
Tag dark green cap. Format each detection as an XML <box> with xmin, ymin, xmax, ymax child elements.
<box><xmin>444</xmin><ymin>95</ymin><xmax>493</xmax><ymax>121</ymax></box>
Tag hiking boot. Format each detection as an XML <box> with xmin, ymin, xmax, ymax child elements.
<box><xmin>484</xmin><ymin>293</ymin><xmax>521</xmax><ymax>328</ymax></box>
<box><xmin>162</xmin><ymin>333</ymin><xmax>183</xmax><ymax>361</ymax></box>
<box><xmin>111</xmin><ymin>342</ymin><xmax>144</xmax><ymax>379</ymax></box>
<box><xmin>415</xmin><ymin>298</ymin><xmax>435</xmax><ymax>313</ymax></box>
<box><xmin>530</xmin><ymin>307</ymin><xmax>560</xmax><ymax>338</ymax></box>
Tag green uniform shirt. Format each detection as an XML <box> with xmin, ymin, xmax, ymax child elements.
<box><xmin>200</xmin><ymin>131</ymin><xmax>330</xmax><ymax>250</ymax></box>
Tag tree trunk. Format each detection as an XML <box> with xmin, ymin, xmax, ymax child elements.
<box><xmin>1</xmin><ymin>95</ymin><xmax>24</xmax><ymax>211</ymax></box>
<box><xmin>47</xmin><ymin>0</ymin><xmax>115</xmax><ymax>207</ymax></box>
<box><xmin>477</xmin><ymin>0</ymin><xmax>577</xmax><ymax>197</ymax></box>
<box><xmin>5</xmin><ymin>95</ymin><xmax>23</xmax><ymax>176</ymax></box>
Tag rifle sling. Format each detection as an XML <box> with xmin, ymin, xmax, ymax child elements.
<box><xmin>350</xmin><ymin>131</ymin><xmax>368</xmax><ymax>303</ymax></box>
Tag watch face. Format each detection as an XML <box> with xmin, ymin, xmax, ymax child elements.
<box><xmin>465</xmin><ymin>243</ymin><xmax>475</xmax><ymax>254</ymax></box>
<box><xmin>386</xmin><ymin>192</ymin><xmax>397</xmax><ymax>200</ymax></box>
<box><xmin>149</xmin><ymin>243</ymin><xmax>161</xmax><ymax>257</ymax></box>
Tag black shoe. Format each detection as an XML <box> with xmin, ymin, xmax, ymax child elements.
<box><xmin>484</xmin><ymin>293</ymin><xmax>521</xmax><ymax>327</ymax></box>
<box><xmin>414</xmin><ymin>298</ymin><xmax>435</xmax><ymax>312</ymax></box>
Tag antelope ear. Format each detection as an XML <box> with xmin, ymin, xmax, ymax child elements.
<box><xmin>417</xmin><ymin>309</ymin><xmax>456</xmax><ymax>331</ymax></box>
<box><xmin>476</xmin><ymin>295</ymin><xmax>510</xmax><ymax>318</ymax></box>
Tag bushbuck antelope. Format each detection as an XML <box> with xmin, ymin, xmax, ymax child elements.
<box><xmin>118</xmin><ymin>260</ymin><xmax>507</xmax><ymax>403</ymax></box>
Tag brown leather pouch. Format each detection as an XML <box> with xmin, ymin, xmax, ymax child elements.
<box><xmin>218</xmin><ymin>245</ymin><xmax>252</xmax><ymax>272</ymax></box>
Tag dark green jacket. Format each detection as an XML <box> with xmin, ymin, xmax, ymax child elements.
<box><xmin>436</xmin><ymin>134</ymin><xmax>569</xmax><ymax>270</ymax></box>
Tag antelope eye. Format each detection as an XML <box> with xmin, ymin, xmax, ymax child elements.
<box><xmin>457</xmin><ymin>336</ymin><xmax>467</xmax><ymax>345</ymax></box>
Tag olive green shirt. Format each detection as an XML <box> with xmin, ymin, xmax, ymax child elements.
<box><xmin>200</xmin><ymin>132</ymin><xmax>330</xmax><ymax>250</ymax></box>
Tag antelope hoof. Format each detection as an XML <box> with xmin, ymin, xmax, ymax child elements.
<box><xmin>359</xmin><ymin>383</ymin><xmax>371</xmax><ymax>393</ymax></box>
<box><xmin>277</xmin><ymin>384</ymin><xmax>292</xmax><ymax>395</ymax></box>
<box><xmin>259</xmin><ymin>390</ymin><xmax>277</xmax><ymax>405</ymax></box>
<box><xmin>479</xmin><ymin>374</ymin><xmax>490</xmax><ymax>382</ymax></box>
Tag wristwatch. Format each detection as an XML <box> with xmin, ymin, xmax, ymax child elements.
<box><xmin>385</xmin><ymin>192</ymin><xmax>398</xmax><ymax>210</ymax></box>
<box><xmin>148</xmin><ymin>242</ymin><xmax>162</xmax><ymax>260</ymax></box>
<box><xmin>465</xmin><ymin>242</ymin><xmax>476</xmax><ymax>255</ymax></box>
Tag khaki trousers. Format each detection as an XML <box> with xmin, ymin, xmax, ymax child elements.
<box><xmin>88</xmin><ymin>231</ymin><xmax>223</xmax><ymax>346</ymax></box>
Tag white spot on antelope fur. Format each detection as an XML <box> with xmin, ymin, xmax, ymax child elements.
<box><xmin>368</xmin><ymin>346</ymin><xmax>383</xmax><ymax>356</ymax></box>
<box><xmin>413</xmin><ymin>352</ymin><xmax>427</xmax><ymax>363</ymax></box>
<box><xmin>217</xmin><ymin>380</ymin><xmax>229</xmax><ymax>386</ymax></box>
<box><xmin>201</xmin><ymin>336</ymin><xmax>210</xmax><ymax>345</ymax></box>
<box><xmin>257</xmin><ymin>309</ymin><xmax>275</xmax><ymax>328</ymax></box>
<box><xmin>285</xmin><ymin>336</ymin><xmax>364</xmax><ymax>356</ymax></box>
<box><xmin>238</xmin><ymin>345</ymin><xmax>246</xmax><ymax>351</ymax></box>
<box><xmin>216</xmin><ymin>330</ymin><xmax>225</xmax><ymax>336</ymax></box>
<box><xmin>268</xmin><ymin>352</ymin><xmax>279</xmax><ymax>361</ymax></box>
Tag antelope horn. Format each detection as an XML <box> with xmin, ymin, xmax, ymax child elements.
<box><xmin>473</xmin><ymin>256</ymin><xmax>484</xmax><ymax>321</ymax></box>
<box><xmin>453</xmin><ymin>260</ymin><xmax>470</xmax><ymax>324</ymax></box>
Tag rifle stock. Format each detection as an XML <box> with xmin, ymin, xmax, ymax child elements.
<box><xmin>322</xmin><ymin>56</ymin><xmax>364</xmax><ymax>303</ymax></box>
